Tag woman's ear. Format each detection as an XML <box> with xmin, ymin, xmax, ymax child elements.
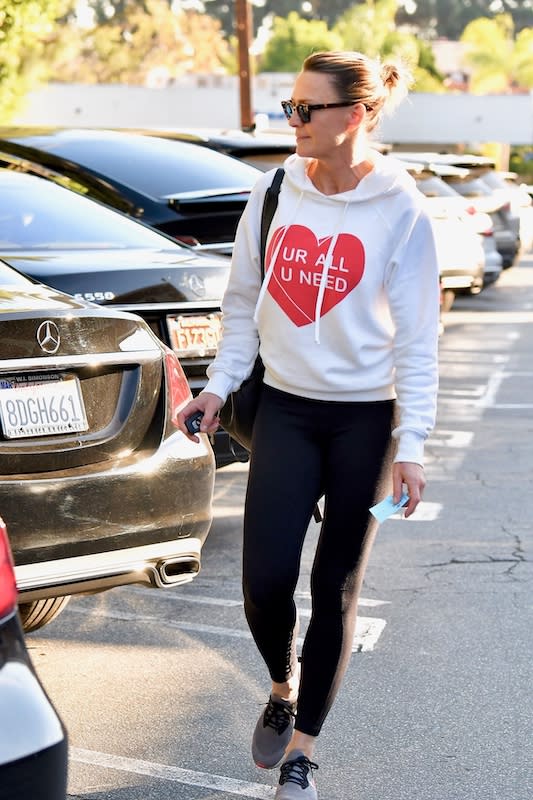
<box><xmin>347</xmin><ymin>102</ymin><xmax>367</xmax><ymax>130</ymax></box>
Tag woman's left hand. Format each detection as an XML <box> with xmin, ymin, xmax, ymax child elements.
<box><xmin>392</xmin><ymin>461</ymin><xmax>426</xmax><ymax>518</ymax></box>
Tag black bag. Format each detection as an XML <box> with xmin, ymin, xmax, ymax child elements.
<box><xmin>218</xmin><ymin>168</ymin><xmax>284</xmax><ymax>452</ymax></box>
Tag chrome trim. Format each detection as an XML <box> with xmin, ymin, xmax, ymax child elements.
<box><xmin>113</xmin><ymin>301</ymin><xmax>222</xmax><ymax>313</ymax></box>
<box><xmin>15</xmin><ymin>537</ymin><xmax>203</xmax><ymax>601</ymax></box>
<box><xmin>0</xmin><ymin>349</ymin><xmax>160</xmax><ymax>373</ymax></box>
<box><xmin>36</xmin><ymin>320</ymin><xmax>60</xmax><ymax>354</ymax></box>
<box><xmin>164</xmin><ymin>187</ymin><xmax>251</xmax><ymax>201</ymax></box>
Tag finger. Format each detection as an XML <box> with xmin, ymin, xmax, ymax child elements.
<box><xmin>392</xmin><ymin>472</ymin><xmax>404</xmax><ymax>505</ymax></box>
<box><xmin>403</xmin><ymin>482</ymin><xmax>422</xmax><ymax>517</ymax></box>
<box><xmin>200</xmin><ymin>413</ymin><xmax>220</xmax><ymax>433</ymax></box>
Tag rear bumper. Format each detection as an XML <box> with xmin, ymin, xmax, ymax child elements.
<box><xmin>3</xmin><ymin>431</ymin><xmax>215</xmax><ymax>599</ymax></box>
<box><xmin>15</xmin><ymin>536</ymin><xmax>204</xmax><ymax>601</ymax></box>
<box><xmin>440</xmin><ymin>267</ymin><xmax>484</xmax><ymax>292</ymax></box>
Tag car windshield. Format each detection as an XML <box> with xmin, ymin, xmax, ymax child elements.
<box><xmin>0</xmin><ymin>171</ymin><xmax>189</xmax><ymax>250</ymax></box>
<box><xmin>15</xmin><ymin>131</ymin><xmax>262</xmax><ymax>198</ymax></box>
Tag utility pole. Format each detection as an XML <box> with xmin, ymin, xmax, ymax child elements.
<box><xmin>235</xmin><ymin>0</ymin><xmax>254</xmax><ymax>131</ymax></box>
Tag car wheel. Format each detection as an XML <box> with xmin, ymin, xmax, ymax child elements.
<box><xmin>18</xmin><ymin>597</ymin><xmax>71</xmax><ymax>633</ymax></box>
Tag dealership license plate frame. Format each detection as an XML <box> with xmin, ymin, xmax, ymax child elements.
<box><xmin>167</xmin><ymin>312</ymin><xmax>223</xmax><ymax>358</ymax></box>
<box><xmin>0</xmin><ymin>373</ymin><xmax>89</xmax><ymax>439</ymax></box>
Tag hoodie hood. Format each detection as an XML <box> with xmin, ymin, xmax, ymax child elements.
<box><xmin>282</xmin><ymin>149</ymin><xmax>418</xmax><ymax>204</ymax></box>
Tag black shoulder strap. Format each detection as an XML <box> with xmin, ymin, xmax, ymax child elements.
<box><xmin>260</xmin><ymin>167</ymin><xmax>285</xmax><ymax>278</ymax></box>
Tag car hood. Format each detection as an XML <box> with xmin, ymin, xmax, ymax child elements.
<box><xmin>0</xmin><ymin>247</ymin><xmax>231</xmax><ymax>306</ymax></box>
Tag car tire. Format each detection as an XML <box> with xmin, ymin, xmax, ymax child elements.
<box><xmin>18</xmin><ymin>597</ymin><xmax>71</xmax><ymax>633</ymax></box>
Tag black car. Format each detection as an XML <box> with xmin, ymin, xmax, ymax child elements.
<box><xmin>0</xmin><ymin>258</ymin><xmax>215</xmax><ymax>632</ymax></box>
<box><xmin>0</xmin><ymin>168</ymin><xmax>240</xmax><ymax>464</ymax></box>
<box><xmin>125</xmin><ymin>126</ymin><xmax>298</xmax><ymax>171</ymax></box>
<box><xmin>0</xmin><ymin>127</ymin><xmax>263</xmax><ymax>251</ymax></box>
<box><xmin>0</xmin><ymin>516</ymin><xmax>68</xmax><ymax>798</ymax></box>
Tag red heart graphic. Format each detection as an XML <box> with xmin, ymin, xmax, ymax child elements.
<box><xmin>266</xmin><ymin>225</ymin><xmax>365</xmax><ymax>327</ymax></box>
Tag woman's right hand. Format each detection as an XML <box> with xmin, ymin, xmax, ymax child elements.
<box><xmin>177</xmin><ymin>392</ymin><xmax>224</xmax><ymax>442</ymax></box>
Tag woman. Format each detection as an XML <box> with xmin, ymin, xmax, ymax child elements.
<box><xmin>178</xmin><ymin>51</ymin><xmax>440</xmax><ymax>800</ymax></box>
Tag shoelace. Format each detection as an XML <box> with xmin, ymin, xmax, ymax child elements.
<box><xmin>263</xmin><ymin>699</ymin><xmax>296</xmax><ymax>734</ymax></box>
<box><xmin>279</xmin><ymin>755</ymin><xmax>318</xmax><ymax>788</ymax></box>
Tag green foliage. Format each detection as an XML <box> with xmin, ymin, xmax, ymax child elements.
<box><xmin>396</xmin><ymin>0</ymin><xmax>532</xmax><ymax>40</ymax></box>
<box><xmin>50</xmin><ymin>0</ymin><xmax>230</xmax><ymax>84</ymax></box>
<box><xmin>332</xmin><ymin>0</ymin><xmax>445</xmax><ymax>93</ymax></box>
<box><xmin>509</xmin><ymin>147</ymin><xmax>533</xmax><ymax>181</ymax></box>
<box><xmin>333</xmin><ymin>0</ymin><xmax>397</xmax><ymax>58</ymax></box>
<box><xmin>258</xmin><ymin>11</ymin><xmax>344</xmax><ymax>73</ymax></box>
<box><xmin>0</xmin><ymin>0</ymin><xmax>73</xmax><ymax>121</ymax></box>
<box><xmin>460</xmin><ymin>14</ymin><xmax>533</xmax><ymax>93</ymax></box>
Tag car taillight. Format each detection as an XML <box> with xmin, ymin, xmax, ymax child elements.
<box><xmin>163</xmin><ymin>346</ymin><xmax>192</xmax><ymax>428</ymax></box>
<box><xmin>466</xmin><ymin>205</ymin><xmax>477</xmax><ymax>215</ymax></box>
<box><xmin>175</xmin><ymin>235</ymin><xmax>201</xmax><ymax>247</ymax></box>
<box><xmin>0</xmin><ymin>517</ymin><xmax>18</xmax><ymax>620</ymax></box>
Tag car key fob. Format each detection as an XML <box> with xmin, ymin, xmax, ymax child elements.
<box><xmin>185</xmin><ymin>410</ymin><xmax>204</xmax><ymax>434</ymax></box>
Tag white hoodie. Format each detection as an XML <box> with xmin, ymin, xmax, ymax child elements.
<box><xmin>205</xmin><ymin>150</ymin><xmax>440</xmax><ymax>465</ymax></box>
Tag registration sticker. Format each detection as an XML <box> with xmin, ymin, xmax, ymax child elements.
<box><xmin>0</xmin><ymin>374</ymin><xmax>89</xmax><ymax>439</ymax></box>
<box><xmin>167</xmin><ymin>312</ymin><xmax>222</xmax><ymax>358</ymax></box>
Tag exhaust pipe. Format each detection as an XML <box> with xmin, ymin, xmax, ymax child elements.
<box><xmin>157</xmin><ymin>557</ymin><xmax>200</xmax><ymax>586</ymax></box>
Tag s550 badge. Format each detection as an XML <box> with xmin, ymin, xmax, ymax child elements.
<box><xmin>74</xmin><ymin>291</ymin><xmax>115</xmax><ymax>303</ymax></box>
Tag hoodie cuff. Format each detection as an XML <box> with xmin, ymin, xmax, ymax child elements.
<box><xmin>202</xmin><ymin>373</ymin><xmax>234</xmax><ymax>405</ymax></box>
<box><xmin>393</xmin><ymin>430</ymin><xmax>425</xmax><ymax>467</ymax></box>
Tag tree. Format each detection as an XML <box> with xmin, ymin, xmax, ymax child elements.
<box><xmin>51</xmin><ymin>0</ymin><xmax>230</xmax><ymax>84</ymax></box>
<box><xmin>396</xmin><ymin>0</ymin><xmax>533</xmax><ymax>39</ymax></box>
<box><xmin>258</xmin><ymin>11</ymin><xmax>343</xmax><ymax>72</ymax></box>
<box><xmin>460</xmin><ymin>14</ymin><xmax>533</xmax><ymax>93</ymax></box>
<box><xmin>333</xmin><ymin>0</ymin><xmax>445</xmax><ymax>92</ymax></box>
<box><xmin>0</xmin><ymin>0</ymin><xmax>73</xmax><ymax>121</ymax></box>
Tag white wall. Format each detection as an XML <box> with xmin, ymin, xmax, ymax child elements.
<box><xmin>10</xmin><ymin>76</ymin><xmax>533</xmax><ymax>146</ymax></box>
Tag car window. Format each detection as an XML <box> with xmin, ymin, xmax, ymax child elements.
<box><xmin>15</xmin><ymin>132</ymin><xmax>262</xmax><ymax>198</ymax></box>
<box><xmin>0</xmin><ymin>171</ymin><xmax>191</xmax><ymax>250</ymax></box>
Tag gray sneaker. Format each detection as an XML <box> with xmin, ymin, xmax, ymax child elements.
<box><xmin>252</xmin><ymin>695</ymin><xmax>296</xmax><ymax>769</ymax></box>
<box><xmin>275</xmin><ymin>749</ymin><xmax>318</xmax><ymax>799</ymax></box>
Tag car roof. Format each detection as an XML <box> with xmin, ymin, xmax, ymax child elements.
<box><xmin>0</xmin><ymin>127</ymin><xmax>263</xmax><ymax>199</ymax></box>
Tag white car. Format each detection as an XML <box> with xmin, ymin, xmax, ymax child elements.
<box><xmin>399</xmin><ymin>160</ymin><xmax>503</xmax><ymax>289</ymax></box>
<box><xmin>0</xmin><ymin>516</ymin><xmax>68</xmax><ymax>799</ymax></box>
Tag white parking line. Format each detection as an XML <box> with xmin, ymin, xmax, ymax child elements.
<box><xmin>401</xmin><ymin>502</ymin><xmax>443</xmax><ymax>521</ymax></box>
<box><xmin>68</xmin><ymin>606</ymin><xmax>387</xmax><ymax>652</ymax></box>
<box><xmin>70</xmin><ymin>747</ymin><xmax>274</xmax><ymax>799</ymax></box>
<box><xmin>147</xmin><ymin>591</ymin><xmax>390</xmax><ymax>609</ymax></box>
<box><xmin>429</xmin><ymin>429</ymin><xmax>474</xmax><ymax>448</ymax></box>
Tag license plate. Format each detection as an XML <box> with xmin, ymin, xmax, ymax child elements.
<box><xmin>0</xmin><ymin>374</ymin><xmax>89</xmax><ymax>439</ymax></box>
<box><xmin>167</xmin><ymin>313</ymin><xmax>222</xmax><ymax>358</ymax></box>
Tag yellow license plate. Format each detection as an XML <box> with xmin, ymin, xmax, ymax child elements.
<box><xmin>167</xmin><ymin>313</ymin><xmax>222</xmax><ymax>358</ymax></box>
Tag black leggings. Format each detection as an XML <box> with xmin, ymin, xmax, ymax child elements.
<box><xmin>243</xmin><ymin>385</ymin><xmax>396</xmax><ymax>737</ymax></box>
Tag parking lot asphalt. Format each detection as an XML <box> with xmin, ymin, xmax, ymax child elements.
<box><xmin>27</xmin><ymin>249</ymin><xmax>532</xmax><ymax>800</ymax></box>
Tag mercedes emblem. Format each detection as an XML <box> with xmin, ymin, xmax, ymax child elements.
<box><xmin>36</xmin><ymin>320</ymin><xmax>61</xmax><ymax>354</ymax></box>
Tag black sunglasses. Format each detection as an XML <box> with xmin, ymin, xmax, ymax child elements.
<box><xmin>281</xmin><ymin>99</ymin><xmax>355</xmax><ymax>123</ymax></box>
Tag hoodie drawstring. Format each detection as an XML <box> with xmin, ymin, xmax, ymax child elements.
<box><xmin>313</xmin><ymin>199</ymin><xmax>350</xmax><ymax>343</ymax></box>
<box><xmin>254</xmin><ymin>185</ymin><xmax>352</xmax><ymax>344</ymax></box>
